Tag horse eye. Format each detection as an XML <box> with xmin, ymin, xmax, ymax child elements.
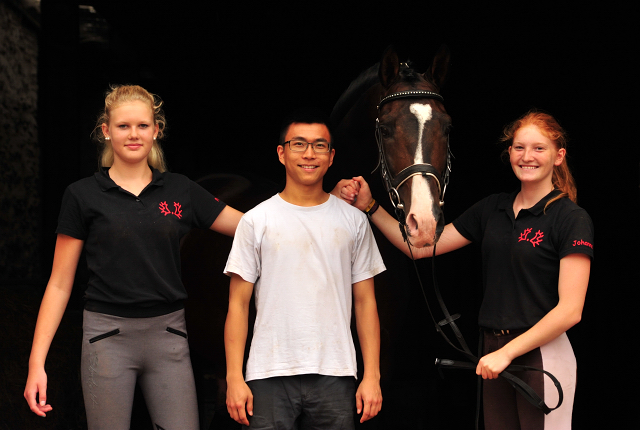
<box><xmin>379</xmin><ymin>125</ymin><xmax>391</xmax><ymax>138</ymax></box>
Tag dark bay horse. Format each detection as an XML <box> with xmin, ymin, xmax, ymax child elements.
<box><xmin>326</xmin><ymin>45</ymin><xmax>471</xmax><ymax>428</ymax></box>
<box><xmin>329</xmin><ymin>45</ymin><xmax>451</xmax><ymax>248</ymax></box>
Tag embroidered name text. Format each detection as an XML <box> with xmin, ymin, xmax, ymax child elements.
<box><xmin>572</xmin><ymin>239</ymin><xmax>593</xmax><ymax>249</ymax></box>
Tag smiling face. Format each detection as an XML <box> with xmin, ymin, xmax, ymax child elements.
<box><xmin>277</xmin><ymin>122</ymin><xmax>335</xmax><ymax>188</ymax></box>
<box><xmin>509</xmin><ymin>124</ymin><xmax>565</xmax><ymax>186</ymax></box>
<box><xmin>101</xmin><ymin>100</ymin><xmax>159</xmax><ymax>167</ymax></box>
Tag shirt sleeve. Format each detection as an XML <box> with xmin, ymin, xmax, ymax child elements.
<box><xmin>55</xmin><ymin>186</ymin><xmax>88</xmax><ymax>240</ymax></box>
<box><xmin>223</xmin><ymin>214</ymin><xmax>261</xmax><ymax>283</ymax></box>
<box><xmin>189</xmin><ymin>179</ymin><xmax>227</xmax><ymax>229</ymax></box>
<box><xmin>556</xmin><ymin>207</ymin><xmax>594</xmax><ymax>260</ymax></box>
<box><xmin>351</xmin><ymin>215</ymin><xmax>386</xmax><ymax>284</ymax></box>
<box><xmin>452</xmin><ymin>195</ymin><xmax>492</xmax><ymax>243</ymax></box>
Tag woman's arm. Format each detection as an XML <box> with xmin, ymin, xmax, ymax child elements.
<box><xmin>24</xmin><ymin>234</ymin><xmax>84</xmax><ymax>416</ymax></box>
<box><xmin>210</xmin><ymin>206</ymin><xmax>244</xmax><ymax>237</ymax></box>
<box><xmin>331</xmin><ymin>176</ymin><xmax>471</xmax><ymax>258</ymax></box>
<box><xmin>476</xmin><ymin>253</ymin><xmax>591</xmax><ymax>379</ymax></box>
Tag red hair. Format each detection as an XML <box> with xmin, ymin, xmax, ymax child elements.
<box><xmin>500</xmin><ymin>110</ymin><xmax>577</xmax><ymax>209</ymax></box>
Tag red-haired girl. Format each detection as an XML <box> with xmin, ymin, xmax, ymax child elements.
<box><xmin>337</xmin><ymin>110</ymin><xmax>593</xmax><ymax>429</ymax></box>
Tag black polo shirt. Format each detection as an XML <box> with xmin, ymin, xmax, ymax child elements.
<box><xmin>453</xmin><ymin>190</ymin><xmax>594</xmax><ymax>330</ymax></box>
<box><xmin>56</xmin><ymin>168</ymin><xmax>226</xmax><ymax>317</ymax></box>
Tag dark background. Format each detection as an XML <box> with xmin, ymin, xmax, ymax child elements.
<box><xmin>4</xmin><ymin>0</ymin><xmax>638</xmax><ymax>429</ymax></box>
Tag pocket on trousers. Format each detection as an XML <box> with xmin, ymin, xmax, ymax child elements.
<box><xmin>166</xmin><ymin>327</ymin><xmax>187</xmax><ymax>339</ymax></box>
<box><xmin>89</xmin><ymin>328</ymin><xmax>120</xmax><ymax>343</ymax></box>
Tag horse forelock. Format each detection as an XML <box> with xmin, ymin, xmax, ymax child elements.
<box><xmin>330</xmin><ymin>63</ymin><xmax>381</xmax><ymax>127</ymax></box>
<box><xmin>397</xmin><ymin>62</ymin><xmax>421</xmax><ymax>83</ymax></box>
<box><xmin>388</xmin><ymin>61</ymin><xmax>440</xmax><ymax>92</ymax></box>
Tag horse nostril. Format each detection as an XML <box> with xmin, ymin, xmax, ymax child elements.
<box><xmin>406</xmin><ymin>214</ymin><xmax>419</xmax><ymax>233</ymax></box>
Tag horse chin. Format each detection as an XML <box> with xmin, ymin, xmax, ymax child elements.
<box><xmin>407</xmin><ymin>232</ymin><xmax>436</xmax><ymax>249</ymax></box>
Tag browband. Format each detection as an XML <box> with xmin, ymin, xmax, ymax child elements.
<box><xmin>378</xmin><ymin>90</ymin><xmax>444</xmax><ymax>109</ymax></box>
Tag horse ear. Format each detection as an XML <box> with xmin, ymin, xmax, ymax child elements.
<box><xmin>425</xmin><ymin>44</ymin><xmax>451</xmax><ymax>90</ymax></box>
<box><xmin>379</xmin><ymin>46</ymin><xmax>400</xmax><ymax>89</ymax></box>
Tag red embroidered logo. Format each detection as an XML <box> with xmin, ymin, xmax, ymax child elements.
<box><xmin>573</xmin><ymin>239</ymin><xmax>593</xmax><ymax>249</ymax></box>
<box><xmin>518</xmin><ymin>228</ymin><xmax>544</xmax><ymax>247</ymax></box>
<box><xmin>159</xmin><ymin>201</ymin><xmax>182</xmax><ymax>219</ymax></box>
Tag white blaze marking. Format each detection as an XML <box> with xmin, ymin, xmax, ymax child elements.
<box><xmin>408</xmin><ymin>103</ymin><xmax>436</xmax><ymax>238</ymax></box>
<box><xmin>409</xmin><ymin>103</ymin><xmax>433</xmax><ymax>164</ymax></box>
<box><xmin>410</xmin><ymin>175</ymin><xmax>435</xmax><ymax>229</ymax></box>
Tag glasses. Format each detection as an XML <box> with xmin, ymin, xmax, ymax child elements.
<box><xmin>284</xmin><ymin>139</ymin><xmax>331</xmax><ymax>153</ymax></box>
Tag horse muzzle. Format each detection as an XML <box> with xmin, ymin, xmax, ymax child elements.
<box><xmin>402</xmin><ymin>175</ymin><xmax>445</xmax><ymax>248</ymax></box>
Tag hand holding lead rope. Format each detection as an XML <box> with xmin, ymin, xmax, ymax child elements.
<box><xmin>434</xmin><ymin>358</ymin><xmax>564</xmax><ymax>414</ymax></box>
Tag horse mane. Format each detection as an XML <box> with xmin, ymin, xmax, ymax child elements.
<box><xmin>330</xmin><ymin>62</ymin><xmax>380</xmax><ymax>128</ymax></box>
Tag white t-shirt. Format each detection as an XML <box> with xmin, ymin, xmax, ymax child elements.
<box><xmin>224</xmin><ymin>194</ymin><xmax>386</xmax><ymax>382</ymax></box>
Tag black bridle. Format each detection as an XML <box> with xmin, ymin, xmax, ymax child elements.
<box><xmin>374</xmin><ymin>90</ymin><xmax>451</xmax><ymax>244</ymax></box>
<box><xmin>373</xmin><ymin>89</ymin><xmax>563</xmax><ymax>426</ymax></box>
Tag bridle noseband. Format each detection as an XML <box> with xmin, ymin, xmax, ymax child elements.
<box><xmin>374</xmin><ymin>90</ymin><xmax>451</xmax><ymax>240</ymax></box>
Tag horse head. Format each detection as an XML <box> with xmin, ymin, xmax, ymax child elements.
<box><xmin>376</xmin><ymin>45</ymin><xmax>451</xmax><ymax>248</ymax></box>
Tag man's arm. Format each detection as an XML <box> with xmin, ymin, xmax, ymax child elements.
<box><xmin>224</xmin><ymin>273</ymin><xmax>255</xmax><ymax>425</ymax></box>
<box><xmin>353</xmin><ymin>277</ymin><xmax>383</xmax><ymax>423</ymax></box>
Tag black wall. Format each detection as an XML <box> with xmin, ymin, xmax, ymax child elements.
<box><xmin>19</xmin><ymin>0</ymin><xmax>640</xmax><ymax>428</ymax></box>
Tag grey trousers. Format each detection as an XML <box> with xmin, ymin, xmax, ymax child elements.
<box><xmin>81</xmin><ymin>309</ymin><xmax>199</xmax><ymax>430</ymax></box>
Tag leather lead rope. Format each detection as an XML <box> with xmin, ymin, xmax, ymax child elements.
<box><xmin>404</xmin><ymin>243</ymin><xmax>564</xmax><ymax>419</ymax></box>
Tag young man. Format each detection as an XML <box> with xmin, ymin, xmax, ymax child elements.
<box><xmin>224</xmin><ymin>110</ymin><xmax>385</xmax><ymax>429</ymax></box>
